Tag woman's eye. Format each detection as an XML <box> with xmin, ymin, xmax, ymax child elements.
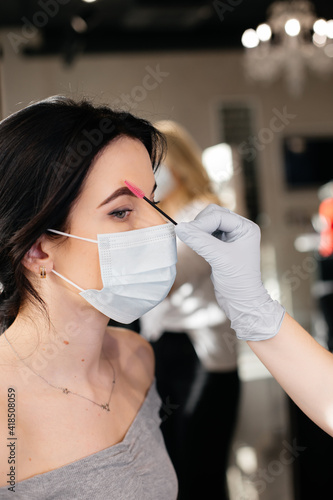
<box><xmin>108</xmin><ymin>209</ymin><xmax>132</xmax><ymax>220</ymax></box>
<box><xmin>107</xmin><ymin>200</ymin><xmax>159</xmax><ymax>220</ymax></box>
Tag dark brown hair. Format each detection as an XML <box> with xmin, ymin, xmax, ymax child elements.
<box><xmin>0</xmin><ymin>96</ymin><xmax>166</xmax><ymax>333</ymax></box>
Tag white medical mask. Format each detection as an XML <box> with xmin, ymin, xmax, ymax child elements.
<box><xmin>47</xmin><ymin>222</ymin><xmax>177</xmax><ymax>324</ymax></box>
<box><xmin>155</xmin><ymin>164</ymin><xmax>177</xmax><ymax>200</ymax></box>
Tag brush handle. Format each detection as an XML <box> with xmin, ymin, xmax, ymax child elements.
<box><xmin>143</xmin><ymin>197</ymin><xmax>177</xmax><ymax>225</ymax></box>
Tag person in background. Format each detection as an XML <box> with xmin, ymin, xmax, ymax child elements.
<box><xmin>140</xmin><ymin>120</ymin><xmax>240</xmax><ymax>500</ymax></box>
<box><xmin>174</xmin><ymin>204</ymin><xmax>333</xmax><ymax>438</ymax></box>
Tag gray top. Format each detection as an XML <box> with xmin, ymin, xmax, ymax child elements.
<box><xmin>0</xmin><ymin>380</ymin><xmax>178</xmax><ymax>499</ymax></box>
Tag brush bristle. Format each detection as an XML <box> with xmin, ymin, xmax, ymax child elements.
<box><xmin>124</xmin><ymin>180</ymin><xmax>145</xmax><ymax>199</ymax></box>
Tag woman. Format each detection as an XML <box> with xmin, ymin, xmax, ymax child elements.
<box><xmin>140</xmin><ymin>120</ymin><xmax>240</xmax><ymax>500</ymax></box>
<box><xmin>0</xmin><ymin>96</ymin><xmax>178</xmax><ymax>498</ymax></box>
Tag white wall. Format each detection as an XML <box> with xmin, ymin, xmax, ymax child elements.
<box><xmin>2</xmin><ymin>33</ymin><xmax>333</xmax><ymax>330</ymax></box>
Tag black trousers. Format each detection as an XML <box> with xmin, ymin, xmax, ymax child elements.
<box><xmin>151</xmin><ymin>332</ymin><xmax>240</xmax><ymax>500</ymax></box>
<box><xmin>288</xmin><ymin>396</ymin><xmax>333</xmax><ymax>500</ymax></box>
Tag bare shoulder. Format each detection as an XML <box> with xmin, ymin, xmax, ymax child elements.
<box><xmin>106</xmin><ymin>326</ymin><xmax>155</xmax><ymax>389</ymax></box>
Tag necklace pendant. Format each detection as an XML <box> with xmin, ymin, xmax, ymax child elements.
<box><xmin>101</xmin><ymin>403</ymin><xmax>110</xmax><ymax>411</ymax></box>
<box><xmin>62</xmin><ymin>388</ymin><xmax>69</xmax><ymax>394</ymax></box>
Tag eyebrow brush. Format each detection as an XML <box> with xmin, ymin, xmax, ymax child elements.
<box><xmin>124</xmin><ymin>180</ymin><xmax>178</xmax><ymax>225</ymax></box>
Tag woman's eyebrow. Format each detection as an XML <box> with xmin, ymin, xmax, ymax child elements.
<box><xmin>97</xmin><ymin>182</ymin><xmax>157</xmax><ymax>208</ymax></box>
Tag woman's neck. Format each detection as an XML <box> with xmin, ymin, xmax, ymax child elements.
<box><xmin>1</xmin><ymin>292</ymin><xmax>114</xmax><ymax>389</ymax></box>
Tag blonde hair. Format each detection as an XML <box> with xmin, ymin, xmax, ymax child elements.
<box><xmin>155</xmin><ymin>120</ymin><xmax>220</xmax><ymax>205</ymax></box>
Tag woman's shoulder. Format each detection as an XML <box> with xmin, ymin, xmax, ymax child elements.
<box><xmin>106</xmin><ymin>326</ymin><xmax>155</xmax><ymax>387</ymax></box>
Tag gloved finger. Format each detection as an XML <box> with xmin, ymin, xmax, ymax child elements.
<box><xmin>175</xmin><ymin>221</ymin><xmax>225</xmax><ymax>265</ymax></box>
<box><xmin>184</xmin><ymin>206</ymin><xmax>242</xmax><ymax>236</ymax></box>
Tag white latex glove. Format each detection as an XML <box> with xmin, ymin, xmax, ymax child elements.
<box><xmin>175</xmin><ymin>204</ymin><xmax>286</xmax><ymax>341</ymax></box>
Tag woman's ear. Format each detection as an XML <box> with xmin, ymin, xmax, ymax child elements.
<box><xmin>22</xmin><ymin>235</ymin><xmax>53</xmax><ymax>275</ymax></box>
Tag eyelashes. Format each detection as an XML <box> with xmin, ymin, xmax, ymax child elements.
<box><xmin>108</xmin><ymin>199</ymin><xmax>160</xmax><ymax>220</ymax></box>
<box><xmin>108</xmin><ymin>209</ymin><xmax>132</xmax><ymax>220</ymax></box>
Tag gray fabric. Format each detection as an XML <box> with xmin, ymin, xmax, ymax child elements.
<box><xmin>0</xmin><ymin>380</ymin><xmax>178</xmax><ymax>499</ymax></box>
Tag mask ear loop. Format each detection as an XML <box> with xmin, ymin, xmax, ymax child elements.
<box><xmin>51</xmin><ymin>269</ymin><xmax>84</xmax><ymax>292</ymax></box>
<box><xmin>46</xmin><ymin>229</ymin><xmax>98</xmax><ymax>291</ymax></box>
<box><xmin>47</xmin><ymin>228</ymin><xmax>98</xmax><ymax>243</ymax></box>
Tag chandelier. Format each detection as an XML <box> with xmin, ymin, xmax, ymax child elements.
<box><xmin>241</xmin><ymin>1</ymin><xmax>333</xmax><ymax>96</ymax></box>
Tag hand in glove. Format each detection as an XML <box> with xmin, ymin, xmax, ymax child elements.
<box><xmin>175</xmin><ymin>204</ymin><xmax>285</xmax><ymax>341</ymax></box>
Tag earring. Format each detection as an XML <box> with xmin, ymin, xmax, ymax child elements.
<box><xmin>40</xmin><ymin>266</ymin><xmax>46</xmax><ymax>279</ymax></box>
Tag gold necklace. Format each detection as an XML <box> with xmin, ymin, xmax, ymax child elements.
<box><xmin>3</xmin><ymin>332</ymin><xmax>116</xmax><ymax>412</ymax></box>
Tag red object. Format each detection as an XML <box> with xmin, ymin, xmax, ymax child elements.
<box><xmin>319</xmin><ymin>198</ymin><xmax>333</xmax><ymax>257</ymax></box>
<box><xmin>124</xmin><ymin>180</ymin><xmax>146</xmax><ymax>199</ymax></box>
<box><xmin>124</xmin><ymin>180</ymin><xmax>177</xmax><ymax>225</ymax></box>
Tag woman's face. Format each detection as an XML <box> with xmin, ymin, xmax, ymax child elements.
<box><xmin>50</xmin><ymin>136</ymin><xmax>165</xmax><ymax>293</ymax></box>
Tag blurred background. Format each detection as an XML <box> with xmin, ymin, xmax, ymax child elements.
<box><xmin>1</xmin><ymin>1</ymin><xmax>333</xmax><ymax>499</ymax></box>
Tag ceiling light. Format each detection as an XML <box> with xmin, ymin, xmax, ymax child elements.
<box><xmin>326</xmin><ymin>20</ymin><xmax>333</xmax><ymax>39</ymax></box>
<box><xmin>241</xmin><ymin>29</ymin><xmax>259</xmax><ymax>49</ymax></box>
<box><xmin>241</xmin><ymin>1</ymin><xmax>333</xmax><ymax>96</ymax></box>
<box><xmin>71</xmin><ymin>16</ymin><xmax>88</xmax><ymax>33</ymax></box>
<box><xmin>285</xmin><ymin>18</ymin><xmax>301</xmax><ymax>36</ymax></box>
<box><xmin>313</xmin><ymin>33</ymin><xmax>327</xmax><ymax>47</ymax></box>
<box><xmin>324</xmin><ymin>44</ymin><xmax>333</xmax><ymax>57</ymax></box>
<box><xmin>313</xmin><ymin>19</ymin><xmax>327</xmax><ymax>36</ymax></box>
<box><xmin>256</xmin><ymin>23</ymin><xmax>272</xmax><ymax>42</ymax></box>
